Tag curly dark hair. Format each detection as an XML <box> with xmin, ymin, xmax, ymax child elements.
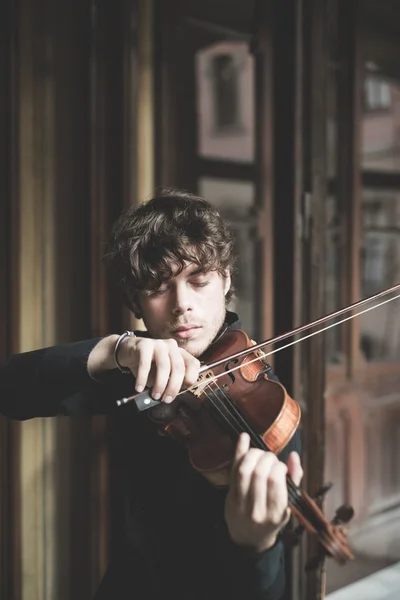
<box><xmin>105</xmin><ymin>188</ymin><xmax>236</xmax><ymax>307</ymax></box>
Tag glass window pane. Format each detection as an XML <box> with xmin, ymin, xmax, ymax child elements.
<box><xmin>195</xmin><ymin>42</ymin><xmax>255</xmax><ymax>163</ymax></box>
<box><xmin>361</xmin><ymin>67</ymin><xmax>400</xmax><ymax>172</ymax></box>
<box><xmin>359</xmin><ymin>188</ymin><xmax>400</xmax><ymax>361</ymax></box>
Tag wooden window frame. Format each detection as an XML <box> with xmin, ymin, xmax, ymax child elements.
<box><xmin>348</xmin><ymin>16</ymin><xmax>400</xmax><ymax>380</ymax></box>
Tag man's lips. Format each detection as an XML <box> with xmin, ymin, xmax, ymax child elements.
<box><xmin>172</xmin><ymin>326</ymin><xmax>201</xmax><ymax>339</ymax></box>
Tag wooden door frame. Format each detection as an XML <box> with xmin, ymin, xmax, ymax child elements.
<box><xmin>272</xmin><ymin>0</ymin><xmax>351</xmax><ymax>598</ymax></box>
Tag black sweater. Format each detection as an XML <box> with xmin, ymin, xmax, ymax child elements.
<box><xmin>0</xmin><ymin>313</ymin><xmax>301</xmax><ymax>599</ymax></box>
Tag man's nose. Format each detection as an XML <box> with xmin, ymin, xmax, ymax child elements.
<box><xmin>172</xmin><ymin>284</ymin><xmax>192</xmax><ymax>315</ymax></box>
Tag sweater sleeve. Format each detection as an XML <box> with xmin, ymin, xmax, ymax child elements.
<box><xmin>214</xmin><ymin>525</ymin><xmax>286</xmax><ymax>600</ymax></box>
<box><xmin>0</xmin><ymin>339</ymin><xmax>134</xmax><ymax>420</ymax></box>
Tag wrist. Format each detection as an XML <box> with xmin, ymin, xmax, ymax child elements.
<box><xmin>252</xmin><ymin>534</ymin><xmax>279</xmax><ymax>554</ymax></box>
<box><xmin>87</xmin><ymin>335</ymin><xmax>120</xmax><ymax>376</ymax></box>
<box><xmin>233</xmin><ymin>533</ymin><xmax>279</xmax><ymax>555</ymax></box>
<box><xmin>114</xmin><ymin>330</ymin><xmax>136</xmax><ymax>374</ymax></box>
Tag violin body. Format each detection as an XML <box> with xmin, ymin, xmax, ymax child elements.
<box><xmin>149</xmin><ymin>329</ymin><xmax>301</xmax><ymax>486</ymax></box>
<box><xmin>148</xmin><ymin>328</ymin><xmax>354</xmax><ymax>567</ymax></box>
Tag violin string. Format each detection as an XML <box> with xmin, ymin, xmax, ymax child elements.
<box><xmin>203</xmin><ymin>379</ymin><xmax>331</xmax><ymax>530</ymax></box>
<box><xmin>190</xmin><ymin>380</ymin><xmax>339</xmax><ymax>550</ymax></box>
<box><xmin>203</xmin><ymin>380</ymin><xmax>321</xmax><ymax>524</ymax></box>
<box><xmin>199</xmin><ymin>380</ymin><xmax>318</xmax><ymax>519</ymax></box>
<box><xmin>185</xmin><ymin>292</ymin><xmax>400</xmax><ymax>395</ymax></box>
<box><xmin>200</xmin><ymin>382</ymin><xmax>336</xmax><ymax>530</ymax></box>
<box><xmin>201</xmin><ymin>382</ymin><xmax>264</xmax><ymax>447</ymax></box>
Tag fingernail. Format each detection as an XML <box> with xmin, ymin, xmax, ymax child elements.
<box><xmin>153</xmin><ymin>392</ymin><xmax>161</xmax><ymax>400</ymax></box>
<box><xmin>164</xmin><ymin>395</ymin><xmax>173</xmax><ymax>403</ymax></box>
<box><xmin>136</xmin><ymin>385</ymin><xmax>144</xmax><ymax>393</ymax></box>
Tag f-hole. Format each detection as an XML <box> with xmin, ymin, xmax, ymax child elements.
<box><xmin>224</xmin><ymin>358</ymin><xmax>239</xmax><ymax>385</ymax></box>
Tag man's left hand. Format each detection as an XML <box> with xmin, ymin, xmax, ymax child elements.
<box><xmin>224</xmin><ymin>432</ymin><xmax>303</xmax><ymax>553</ymax></box>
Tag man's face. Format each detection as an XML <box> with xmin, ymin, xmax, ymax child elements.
<box><xmin>136</xmin><ymin>263</ymin><xmax>231</xmax><ymax>357</ymax></box>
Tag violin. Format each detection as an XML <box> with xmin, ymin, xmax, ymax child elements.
<box><xmin>116</xmin><ymin>282</ymin><xmax>400</xmax><ymax>569</ymax></box>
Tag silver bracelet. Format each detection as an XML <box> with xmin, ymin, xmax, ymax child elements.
<box><xmin>114</xmin><ymin>330</ymin><xmax>136</xmax><ymax>374</ymax></box>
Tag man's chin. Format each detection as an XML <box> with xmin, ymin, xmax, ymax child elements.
<box><xmin>178</xmin><ymin>338</ymin><xmax>209</xmax><ymax>358</ymax></box>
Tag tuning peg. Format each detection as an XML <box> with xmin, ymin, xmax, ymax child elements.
<box><xmin>312</xmin><ymin>482</ymin><xmax>333</xmax><ymax>501</ymax></box>
<box><xmin>331</xmin><ymin>504</ymin><xmax>354</xmax><ymax>526</ymax></box>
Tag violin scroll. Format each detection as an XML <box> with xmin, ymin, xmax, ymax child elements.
<box><xmin>284</xmin><ymin>480</ymin><xmax>354</xmax><ymax>569</ymax></box>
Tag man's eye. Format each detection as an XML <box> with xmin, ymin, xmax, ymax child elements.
<box><xmin>149</xmin><ymin>288</ymin><xmax>167</xmax><ymax>296</ymax></box>
<box><xmin>191</xmin><ymin>281</ymin><xmax>209</xmax><ymax>288</ymax></box>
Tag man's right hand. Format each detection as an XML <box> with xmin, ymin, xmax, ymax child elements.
<box><xmin>87</xmin><ymin>335</ymin><xmax>201</xmax><ymax>403</ymax></box>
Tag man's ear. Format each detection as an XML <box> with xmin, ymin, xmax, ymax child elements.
<box><xmin>131</xmin><ymin>302</ymin><xmax>142</xmax><ymax>320</ymax></box>
<box><xmin>224</xmin><ymin>272</ymin><xmax>231</xmax><ymax>296</ymax></box>
<box><xmin>123</xmin><ymin>292</ymin><xmax>142</xmax><ymax>319</ymax></box>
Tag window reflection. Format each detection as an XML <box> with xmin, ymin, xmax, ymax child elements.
<box><xmin>359</xmin><ymin>189</ymin><xmax>400</xmax><ymax>361</ymax></box>
<box><xmin>362</xmin><ymin>67</ymin><xmax>400</xmax><ymax>172</ymax></box>
<box><xmin>364</xmin><ymin>75</ymin><xmax>391</xmax><ymax>112</ymax></box>
<box><xmin>212</xmin><ymin>54</ymin><xmax>240</xmax><ymax>131</ymax></box>
<box><xmin>195</xmin><ymin>41</ymin><xmax>254</xmax><ymax>162</ymax></box>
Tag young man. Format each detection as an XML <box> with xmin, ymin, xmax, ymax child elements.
<box><xmin>1</xmin><ymin>189</ymin><xmax>302</xmax><ymax>599</ymax></box>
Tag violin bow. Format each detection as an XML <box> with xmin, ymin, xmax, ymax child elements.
<box><xmin>117</xmin><ymin>282</ymin><xmax>400</xmax><ymax>410</ymax></box>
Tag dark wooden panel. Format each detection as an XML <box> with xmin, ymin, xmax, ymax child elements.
<box><xmin>271</xmin><ymin>0</ymin><xmax>297</xmax><ymax>395</ymax></box>
<box><xmin>362</xmin><ymin>171</ymin><xmax>400</xmax><ymax>189</ymax></box>
<box><xmin>301</xmin><ymin>0</ymin><xmax>329</xmax><ymax>597</ymax></box>
<box><xmin>196</xmin><ymin>157</ymin><xmax>256</xmax><ymax>180</ymax></box>
<box><xmin>0</xmin><ymin>0</ymin><xmax>20</xmax><ymax>598</ymax></box>
<box><xmin>178</xmin><ymin>0</ymin><xmax>258</xmax><ymax>37</ymax></box>
<box><xmin>89</xmin><ymin>0</ymin><xmax>140</xmax><ymax>589</ymax></box>
<box><xmin>362</xmin><ymin>0</ymin><xmax>400</xmax><ymax>35</ymax></box>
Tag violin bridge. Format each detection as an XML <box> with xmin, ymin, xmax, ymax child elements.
<box><xmin>191</xmin><ymin>370</ymin><xmax>216</xmax><ymax>397</ymax></box>
<box><xmin>251</xmin><ymin>340</ymin><xmax>270</xmax><ymax>366</ymax></box>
